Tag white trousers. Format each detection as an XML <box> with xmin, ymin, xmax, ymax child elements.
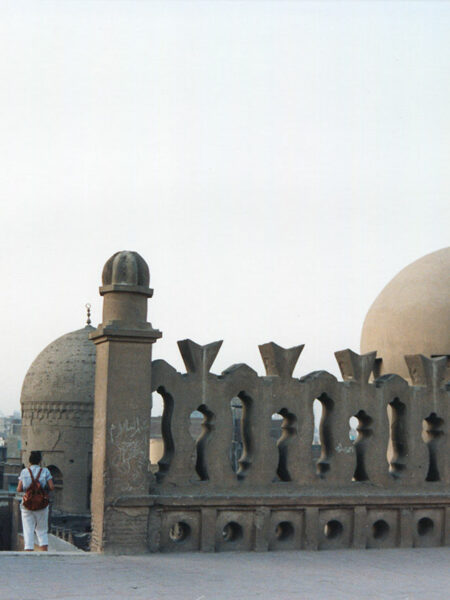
<box><xmin>21</xmin><ymin>506</ymin><xmax>49</xmax><ymax>550</ymax></box>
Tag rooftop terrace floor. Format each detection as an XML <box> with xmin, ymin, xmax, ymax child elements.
<box><xmin>2</xmin><ymin>547</ymin><xmax>449</xmax><ymax>600</ymax></box>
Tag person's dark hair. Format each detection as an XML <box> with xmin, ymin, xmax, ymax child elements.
<box><xmin>29</xmin><ymin>451</ymin><xmax>42</xmax><ymax>465</ymax></box>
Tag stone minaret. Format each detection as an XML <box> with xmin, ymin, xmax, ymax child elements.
<box><xmin>90</xmin><ymin>251</ymin><xmax>161</xmax><ymax>553</ymax></box>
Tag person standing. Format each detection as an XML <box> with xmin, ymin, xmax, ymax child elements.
<box><xmin>17</xmin><ymin>451</ymin><xmax>55</xmax><ymax>551</ymax></box>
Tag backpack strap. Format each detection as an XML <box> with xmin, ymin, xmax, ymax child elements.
<box><xmin>27</xmin><ymin>467</ymin><xmax>43</xmax><ymax>484</ymax></box>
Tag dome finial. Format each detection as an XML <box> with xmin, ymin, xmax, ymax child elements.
<box><xmin>85</xmin><ymin>303</ymin><xmax>91</xmax><ymax>326</ymax></box>
<box><xmin>100</xmin><ymin>251</ymin><xmax>153</xmax><ymax>297</ymax></box>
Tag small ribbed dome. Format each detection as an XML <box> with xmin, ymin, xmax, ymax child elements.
<box><xmin>102</xmin><ymin>251</ymin><xmax>150</xmax><ymax>287</ymax></box>
<box><xmin>21</xmin><ymin>326</ymin><xmax>96</xmax><ymax>406</ymax></box>
<box><xmin>361</xmin><ymin>247</ymin><xmax>450</xmax><ymax>379</ymax></box>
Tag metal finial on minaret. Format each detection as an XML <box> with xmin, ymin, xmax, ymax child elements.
<box><xmin>85</xmin><ymin>303</ymin><xmax>91</xmax><ymax>326</ymax></box>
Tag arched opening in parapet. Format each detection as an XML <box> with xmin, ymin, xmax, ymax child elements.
<box><xmin>387</xmin><ymin>397</ymin><xmax>407</xmax><ymax>477</ymax></box>
<box><xmin>349</xmin><ymin>416</ymin><xmax>358</xmax><ymax>441</ymax></box>
<box><xmin>189</xmin><ymin>410</ymin><xmax>203</xmax><ymax>441</ymax></box>
<box><xmin>422</xmin><ymin>412</ymin><xmax>444</xmax><ymax>482</ymax></box>
<box><xmin>149</xmin><ymin>398</ymin><xmax>164</xmax><ymax>471</ymax></box>
<box><xmin>271</xmin><ymin>409</ymin><xmax>297</xmax><ymax>482</ymax></box>
<box><xmin>47</xmin><ymin>465</ymin><xmax>63</xmax><ymax>510</ymax></box>
<box><xmin>229</xmin><ymin>397</ymin><xmax>243</xmax><ymax>474</ymax></box>
<box><xmin>312</xmin><ymin>399</ymin><xmax>322</xmax><ymax>447</ymax></box>
<box><xmin>189</xmin><ymin>405</ymin><xmax>214</xmax><ymax>481</ymax></box>
<box><xmin>154</xmin><ymin>387</ymin><xmax>174</xmax><ymax>483</ymax></box>
<box><xmin>313</xmin><ymin>394</ymin><xmax>334</xmax><ymax>477</ymax></box>
<box><xmin>229</xmin><ymin>393</ymin><xmax>252</xmax><ymax>479</ymax></box>
<box><xmin>349</xmin><ymin>410</ymin><xmax>373</xmax><ymax>482</ymax></box>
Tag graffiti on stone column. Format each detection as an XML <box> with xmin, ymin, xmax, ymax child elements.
<box><xmin>110</xmin><ymin>417</ymin><xmax>148</xmax><ymax>490</ymax></box>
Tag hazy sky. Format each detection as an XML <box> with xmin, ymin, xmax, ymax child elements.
<box><xmin>0</xmin><ymin>1</ymin><xmax>449</xmax><ymax>415</ymax></box>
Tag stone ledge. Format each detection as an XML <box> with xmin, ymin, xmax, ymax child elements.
<box><xmin>113</xmin><ymin>490</ymin><xmax>450</xmax><ymax>508</ymax></box>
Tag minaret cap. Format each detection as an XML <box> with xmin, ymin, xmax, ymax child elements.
<box><xmin>100</xmin><ymin>251</ymin><xmax>153</xmax><ymax>297</ymax></box>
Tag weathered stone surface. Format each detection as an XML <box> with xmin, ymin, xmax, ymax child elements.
<box><xmin>335</xmin><ymin>349</ymin><xmax>376</xmax><ymax>384</ymax></box>
<box><xmin>177</xmin><ymin>339</ymin><xmax>223</xmax><ymax>374</ymax></box>
<box><xmin>405</xmin><ymin>354</ymin><xmax>448</xmax><ymax>389</ymax></box>
<box><xmin>258</xmin><ymin>342</ymin><xmax>304</xmax><ymax>378</ymax></box>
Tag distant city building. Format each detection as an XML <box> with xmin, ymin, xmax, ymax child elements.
<box><xmin>0</xmin><ymin>414</ymin><xmax>22</xmax><ymax>492</ymax></box>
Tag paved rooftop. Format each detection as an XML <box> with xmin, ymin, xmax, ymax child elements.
<box><xmin>2</xmin><ymin>547</ymin><xmax>450</xmax><ymax>600</ymax></box>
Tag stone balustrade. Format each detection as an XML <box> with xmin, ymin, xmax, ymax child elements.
<box><xmin>137</xmin><ymin>343</ymin><xmax>450</xmax><ymax>551</ymax></box>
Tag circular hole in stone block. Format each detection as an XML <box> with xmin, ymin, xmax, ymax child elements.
<box><xmin>372</xmin><ymin>519</ymin><xmax>390</xmax><ymax>540</ymax></box>
<box><xmin>417</xmin><ymin>517</ymin><xmax>434</xmax><ymax>536</ymax></box>
<box><xmin>222</xmin><ymin>521</ymin><xmax>243</xmax><ymax>542</ymax></box>
<box><xmin>324</xmin><ymin>520</ymin><xmax>343</xmax><ymax>539</ymax></box>
<box><xmin>169</xmin><ymin>522</ymin><xmax>190</xmax><ymax>542</ymax></box>
<box><xmin>275</xmin><ymin>521</ymin><xmax>294</xmax><ymax>541</ymax></box>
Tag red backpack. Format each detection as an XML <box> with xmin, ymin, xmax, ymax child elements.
<box><xmin>22</xmin><ymin>467</ymin><xmax>50</xmax><ymax>511</ymax></box>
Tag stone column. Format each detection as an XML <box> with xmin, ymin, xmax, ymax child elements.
<box><xmin>90</xmin><ymin>251</ymin><xmax>161</xmax><ymax>553</ymax></box>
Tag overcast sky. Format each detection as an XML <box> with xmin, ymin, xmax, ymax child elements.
<box><xmin>0</xmin><ymin>1</ymin><xmax>449</xmax><ymax>416</ymax></box>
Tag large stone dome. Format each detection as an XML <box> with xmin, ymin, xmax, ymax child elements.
<box><xmin>360</xmin><ymin>247</ymin><xmax>450</xmax><ymax>380</ymax></box>
<box><xmin>21</xmin><ymin>325</ymin><xmax>96</xmax><ymax>406</ymax></box>
<box><xmin>20</xmin><ymin>324</ymin><xmax>96</xmax><ymax>514</ymax></box>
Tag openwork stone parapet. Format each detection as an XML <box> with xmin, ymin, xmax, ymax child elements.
<box><xmin>151</xmin><ymin>342</ymin><xmax>450</xmax><ymax>492</ymax></box>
